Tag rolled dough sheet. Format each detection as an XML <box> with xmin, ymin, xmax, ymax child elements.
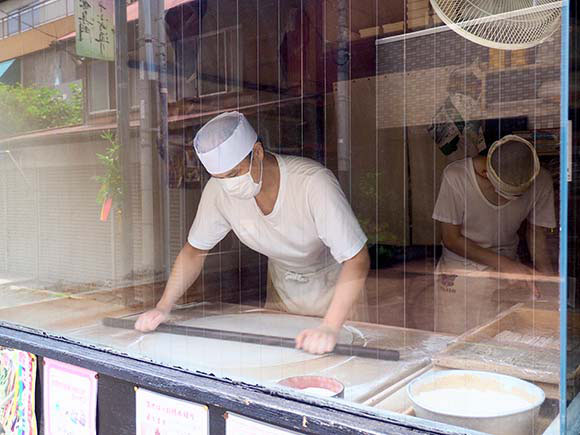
<box><xmin>128</xmin><ymin>313</ymin><xmax>354</xmax><ymax>371</ymax></box>
<box><xmin>189</xmin><ymin>313</ymin><xmax>354</xmax><ymax>344</ymax></box>
<box><xmin>68</xmin><ymin>309</ymin><xmax>451</xmax><ymax>403</ymax></box>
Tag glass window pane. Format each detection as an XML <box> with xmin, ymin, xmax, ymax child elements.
<box><xmin>7</xmin><ymin>14</ymin><xmax>18</xmax><ymax>35</ymax></box>
<box><xmin>43</xmin><ymin>0</ymin><xmax>66</xmax><ymax>23</ymax></box>
<box><xmin>198</xmin><ymin>32</ymin><xmax>227</xmax><ymax>95</ymax></box>
<box><xmin>0</xmin><ymin>0</ymin><xmax>575</xmax><ymax>433</ymax></box>
<box><xmin>89</xmin><ymin>61</ymin><xmax>110</xmax><ymax>112</ymax></box>
<box><xmin>33</xmin><ymin>6</ymin><xmax>44</xmax><ymax>26</ymax></box>
<box><xmin>32</xmin><ymin>7</ymin><xmax>41</xmax><ymax>27</ymax></box>
<box><xmin>129</xmin><ymin>57</ymin><xmax>139</xmax><ymax>108</ymax></box>
<box><xmin>20</xmin><ymin>10</ymin><xmax>32</xmax><ymax>31</ymax></box>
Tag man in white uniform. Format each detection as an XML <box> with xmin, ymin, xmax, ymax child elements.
<box><xmin>135</xmin><ymin>111</ymin><xmax>370</xmax><ymax>354</ymax></box>
<box><xmin>432</xmin><ymin>135</ymin><xmax>556</xmax><ymax>334</ymax></box>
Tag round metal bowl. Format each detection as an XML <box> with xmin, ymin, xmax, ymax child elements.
<box><xmin>407</xmin><ymin>370</ymin><xmax>545</xmax><ymax>435</ymax></box>
<box><xmin>278</xmin><ymin>376</ymin><xmax>344</xmax><ymax>398</ymax></box>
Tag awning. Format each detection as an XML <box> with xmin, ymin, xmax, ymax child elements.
<box><xmin>58</xmin><ymin>0</ymin><xmax>195</xmax><ymax>41</ymax></box>
<box><xmin>0</xmin><ymin>59</ymin><xmax>15</xmax><ymax>80</ymax></box>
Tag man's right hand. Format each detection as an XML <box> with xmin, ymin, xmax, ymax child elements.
<box><xmin>134</xmin><ymin>307</ymin><xmax>170</xmax><ymax>332</ymax></box>
<box><xmin>132</xmin><ymin>243</ymin><xmax>206</xmax><ymax>333</ymax></box>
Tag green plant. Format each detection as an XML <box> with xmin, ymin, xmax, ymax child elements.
<box><xmin>68</xmin><ymin>83</ymin><xmax>83</xmax><ymax>125</ymax></box>
<box><xmin>355</xmin><ymin>172</ymin><xmax>398</xmax><ymax>246</ymax></box>
<box><xmin>0</xmin><ymin>82</ymin><xmax>83</xmax><ymax>136</ymax></box>
<box><xmin>94</xmin><ymin>131</ymin><xmax>123</xmax><ymax>211</ymax></box>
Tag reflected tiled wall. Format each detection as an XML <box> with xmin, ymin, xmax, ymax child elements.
<box><xmin>376</xmin><ymin>28</ymin><xmax>561</xmax><ymax>129</ymax></box>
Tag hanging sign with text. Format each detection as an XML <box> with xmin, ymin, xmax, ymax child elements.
<box><xmin>75</xmin><ymin>0</ymin><xmax>115</xmax><ymax>61</ymax></box>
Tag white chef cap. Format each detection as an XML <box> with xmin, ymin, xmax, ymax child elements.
<box><xmin>486</xmin><ymin>135</ymin><xmax>540</xmax><ymax>198</ymax></box>
<box><xmin>194</xmin><ymin>111</ymin><xmax>258</xmax><ymax>175</ymax></box>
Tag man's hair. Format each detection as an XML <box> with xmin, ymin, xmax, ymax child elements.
<box><xmin>489</xmin><ymin>139</ymin><xmax>536</xmax><ymax>186</ymax></box>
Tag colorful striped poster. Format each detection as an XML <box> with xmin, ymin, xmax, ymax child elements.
<box><xmin>0</xmin><ymin>348</ymin><xmax>37</xmax><ymax>435</ymax></box>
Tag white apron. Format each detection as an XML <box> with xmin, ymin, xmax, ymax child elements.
<box><xmin>434</xmin><ymin>256</ymin><xmax>535</xmax><ymax>335</ymax></box>
<box><xmin>265</xmin><ymin>259</ymin><xmax>369</xmax><ymax>322</ymax></box>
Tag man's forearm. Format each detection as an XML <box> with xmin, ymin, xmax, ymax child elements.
<box><xmin>157</xmin><ymin>244</ymin><xmax>207</xmax><ymax>312</ymax></box>
<box><xmin>445</xmin><ymin>233</ymin><xmax>542</xmax><ymax>292</ymax></box>
<box><xmin>445</xmin><ymin>235</ymin><xmax>512</xmax><ymax>270</ymax></box>
<box><xmin>527</xmin><ymin>226</ymin><xmax>554</xmax><ymax>274</ymax></box>
<box><xmin>322</xmin><ymin>249</ymin><xmax>370</xmax><ymax>330</ymax></box>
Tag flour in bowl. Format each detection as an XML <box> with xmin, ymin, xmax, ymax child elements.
<box><xmin>413</xmin><ymin>389</ymin><xmax>531</xmax><ymax>417</ymax></box>
<box><xmin>301</xmin><ymin>387</ymin><xmax>336</xmax><ymax>397</ymax></box>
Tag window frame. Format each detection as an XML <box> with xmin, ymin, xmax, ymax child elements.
<box><xmin>0</xmin><ymin>321</ymin><xmax>462</xmax><ymax>435</ymax></box>
<box><xmin>195</xmin><ymin>25</ymin><xmax>242</xmax><ymax>98</ymax></box>
<box><xmin>7</xmin><ymin>13</ymin><xmax>19</xmax><ymax>36</ymax></box>
<box><xmin>87</xmin><ymin>60</ymin><xmax>116</xmax><ymax>114</ymax></box>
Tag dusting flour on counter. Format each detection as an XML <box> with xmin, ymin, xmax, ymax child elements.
<box><xmin>301</xmin><ymin>387</ymin><xmax>336</xmax><ymax>397</ymax></box>
<box><xmin>414</xmin><ymin>389</ymin><xmax>531</xmax><ymax>417</ymax></box>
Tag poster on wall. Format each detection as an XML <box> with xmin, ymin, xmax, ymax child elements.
<box><xmin>75</xmin><ymin>0</ymin><xmax>115</xmax><ymax>61</ymax></box>
<box><xmin>225</xmin><ymin>413</ymin><xmax>299</xmax><ymax>435</ymax></box>
<box><xmin>43</xmin><ymin>359</ymin><xmax>98</xmax><ymax>435</ymax></box>
<box><xmin>0</xmin><ymin>348</ymin><xmax>37</xmax><ymax>435</ymax></box>
<box><xmin>168</xmin><ymin>146</ymin><xmax>202</xmax><ymax>189</ymax></box>
<box><xmin>135</xmin><ymin>388</ymin><xmax>209</xmax><ymax>435</ymax></box>
<box><xmin>184</xmin><ymin>148</ymin><xmax>202</xmax><ymax>186</ymax></box>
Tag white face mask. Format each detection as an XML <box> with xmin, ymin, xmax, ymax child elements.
<box><xmin>216</xmin><ymin>151</ymin><xmax>263</xmax><ymax>199</ymax></box>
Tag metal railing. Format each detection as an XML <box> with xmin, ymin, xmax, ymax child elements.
<box><xmin>0</xmin><ymin>0</ymin><xmax>74</xmax><ymax>40</ymax></box>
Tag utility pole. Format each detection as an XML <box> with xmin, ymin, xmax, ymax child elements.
<box><xmin>335</xmin><ymin>0</ymin><xmax>351</xmax><ymax>201</ymax></box>
<box><xmin>114</xmin><ymin>0</ymin><xmax>134</xmax><ymax>290</ymax></box>
<box><xmin>138</xmin><ymin>0</ymin><xmax>161</xmax><ymax>294</ymax></box>
<box><xmin>156</xmin><ymin>0</ymin><xmax>171</xmax><ymax>280</ymax></box>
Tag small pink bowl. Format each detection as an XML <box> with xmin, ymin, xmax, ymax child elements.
<box><xmin>278</xmin><ymin>376</ymin><xmax>345</xmax><ymax>398</ymax></box>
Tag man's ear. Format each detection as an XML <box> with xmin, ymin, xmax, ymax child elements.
<box><xmin>253</xmin><ymin>141</ymin><xmax>264</xmax><ymax>160</ymax></box>
<box><xmin>474</xmin><ymin>162</ymin><xmax>488</xmax><ymax>179</ymax></box>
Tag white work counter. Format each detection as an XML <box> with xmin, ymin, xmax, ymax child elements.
<box><xmin>64</xmin><ymin>303</ymin><xmax>454</xmax><ymax>403</ymax></box>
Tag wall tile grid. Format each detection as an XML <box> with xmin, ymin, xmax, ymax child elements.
<box><xmin>376</xmin><ymin>28</ymin><xmax>562</xmax><ymax>130</ymax></box>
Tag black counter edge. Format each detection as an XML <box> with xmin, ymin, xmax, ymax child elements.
<box><xmin>0</xmin><ymin>323</ymin><xmax>470</xmax><ymax>435</ymax></box>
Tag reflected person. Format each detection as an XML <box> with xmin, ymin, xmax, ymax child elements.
<box><xmin>432</xmin><ymin>135</ymin><xmax>556</xmax><ymax>334</ymax></box>
<box><xmin>135</xmin><ymin>111</ymin><xmax>370</xmax><ymax>354</ymax></box>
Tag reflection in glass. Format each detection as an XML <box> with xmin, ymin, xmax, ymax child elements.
<box><xmin>0</xmin><ymin>0</ymin><xmax>572</xmax><ymax>433</ymax></box>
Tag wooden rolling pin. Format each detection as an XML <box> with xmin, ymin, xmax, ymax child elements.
<box><xmin>103</xmin><ymin>317</ymin><xmax>400</xmax><ymax>361</ymax></box>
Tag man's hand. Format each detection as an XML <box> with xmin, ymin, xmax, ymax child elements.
<box><xmin>295</xmin><ymin>324</ymin><xmax>339</xmax><ymax>355</ymax></box>
<box><xmin>134</xmin><ymin>307</ymin><xmax>170</xmax><ymax>332</ymax></box>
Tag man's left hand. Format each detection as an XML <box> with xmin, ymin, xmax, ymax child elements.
<box><xmin>295</xmin><ymin>324</ymin><xmax>339</xmax><ymax>355</ymax></box>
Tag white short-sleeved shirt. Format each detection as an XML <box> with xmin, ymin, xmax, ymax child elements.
<box><xmin>433</xmin><ymin>158</ymin><xmax>556</xmax><ymax>266</ymax></box>
<box><xmin>188</xmin><ymin>153</ymin><xmax>367</xmax><ymax>274</ymax></box>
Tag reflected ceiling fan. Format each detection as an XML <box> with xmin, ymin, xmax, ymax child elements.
<box><xmin>429</xmin><ymin>0</ymin><xmax>563</xmax><ymax>50</ymax></box>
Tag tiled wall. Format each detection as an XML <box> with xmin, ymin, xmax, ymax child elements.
<box><xmin>376</xmin><ymin>27</ymin><xmax>561</xmax><ymax>130</ymax></box>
